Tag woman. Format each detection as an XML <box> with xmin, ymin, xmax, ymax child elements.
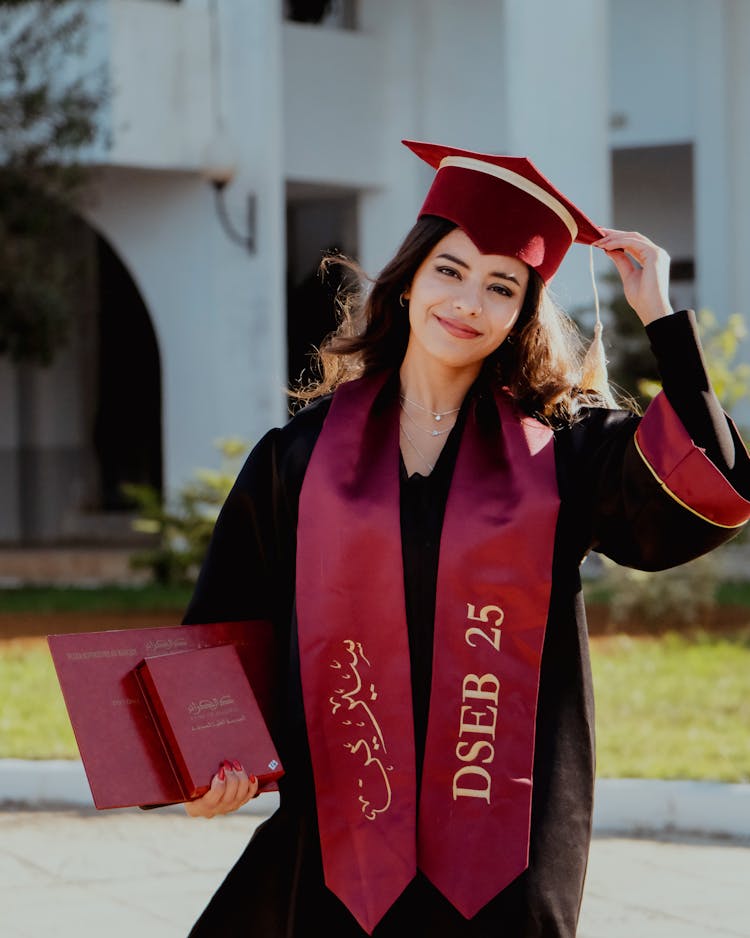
<box><xmin>182</xmin><ymin>141</ymin><xmax>750</xmax><ymax>937</ymax></box>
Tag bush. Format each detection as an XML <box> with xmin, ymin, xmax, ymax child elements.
<box><xmin>123</xmin><ymin>438</ymin><xmax>249</xmax><ymax>587</ymax></box>
<box><xmin>599</xmin><ymin>308</ymin><xmax>750</xmax><ymax>626</ymax></box>
<box><xmin>597</xmin><ymin>553</ymin><xmax>718</xmax><ymax>632</ymax></box>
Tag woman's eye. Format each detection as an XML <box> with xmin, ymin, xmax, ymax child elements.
<box><xmin>436</xmin><ymin>266</ymin><xmax>460</xmax><ymax>279</ymax></box>
<box><xmin>489</xmin><ymin>284</ymin><xmax>512</xmax><ymax>297</ymax></box>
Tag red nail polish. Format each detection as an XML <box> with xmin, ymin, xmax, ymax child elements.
<box><xmin>233</xmin><ymin>760</ymin><xmax>242</xmax><ymax>772</ymax></box>
<box><xmin>218</xmin><ymin>766</ymin><xmax>225</xmax><ymax>782</ymax></box>
<box><xmin>249</xmin><ymin>774</ymin><xmax>257</xmax><ymax>785</ymax></box>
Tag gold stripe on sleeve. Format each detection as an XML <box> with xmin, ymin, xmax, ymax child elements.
<box><xmin>633</xmin><ymin>435</ymin><xmax>746</xmax><ymax>530</ymax></box>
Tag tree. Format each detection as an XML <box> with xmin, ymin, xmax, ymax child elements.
<box><xmin>639</xmin><ymin>310</ymin><xmax>750</xmax><ymax>414</ymax></box>
<box><xmin>0</xmin><ymin>0</ymin><xmax>104</xmax><ymax>364</ymax></box>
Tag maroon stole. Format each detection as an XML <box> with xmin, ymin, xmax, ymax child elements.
<box><xmin>296</xmin><ymin>372</ymin><xmax>560</xmax><ymax>933</ymax></box>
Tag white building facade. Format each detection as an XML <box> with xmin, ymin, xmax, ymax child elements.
<box><xmin>1</xmin><ymin>0</ymin><xmax>749</xmax><ymax>544</ymax></box>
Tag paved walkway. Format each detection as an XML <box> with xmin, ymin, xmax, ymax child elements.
<box><xmin>1</xmin><ymin>806</ymin><xmax>748</xmax><ymax>937</ymax></box>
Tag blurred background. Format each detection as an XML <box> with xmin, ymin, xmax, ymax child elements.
<box><xmin>0</xmin><ymin>0</ymin><xmax>749</xmax><ymax>719</ymax></box>
<box><xmin>0</xmin><ymin>9</ymin><xmax>748</xmax><ymax>935</ymax></box>
<box><xmin>1</xmin><ymin>0</ymin><xmax>749</xmax><ymax>563</ymax></box>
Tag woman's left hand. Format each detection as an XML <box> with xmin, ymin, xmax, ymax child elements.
<box><xmin>594</xmin><ymin>228</ymin><xmax>674</xmax><ymax>326</ymax></box>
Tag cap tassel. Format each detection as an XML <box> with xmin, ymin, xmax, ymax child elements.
<box><xmin>581</xmin><ymin>246</ymin><xmax>614</xmax><ymax>404</ymax></box>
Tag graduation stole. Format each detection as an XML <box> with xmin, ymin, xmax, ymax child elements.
<box><xmin>296</xmin><ymin>371</ymin><xmax>560</xmax><ymax>934</ymax></box>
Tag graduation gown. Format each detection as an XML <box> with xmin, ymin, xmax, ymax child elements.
<box><xmin>184</xmin><ymin>310</ymin><xmax>750</xmax><ymax>937</ymax></box>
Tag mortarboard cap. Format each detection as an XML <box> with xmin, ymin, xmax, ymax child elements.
<box><xmin>403</xmin><ymin>139</ymin><xmax>604</xmax><ymax>283</ymax></box>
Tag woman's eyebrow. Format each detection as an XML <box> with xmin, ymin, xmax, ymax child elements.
<box><xmin>436</xmin><ymin>253</ymin><xmax>521</xmax><ymax>285</ymax></box>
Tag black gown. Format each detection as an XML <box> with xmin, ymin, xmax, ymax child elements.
<box><xmin>184</xmin><ymin>310</ymin><xmax>750</xmax><ymax>937</ymax></box>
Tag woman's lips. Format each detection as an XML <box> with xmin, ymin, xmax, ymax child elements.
<box><xmin>436</xmin><ymin>315</ymin><xmax>482</xmax><ymax>339</ymax></box>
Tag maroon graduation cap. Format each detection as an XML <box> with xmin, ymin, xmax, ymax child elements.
<box><xmin>403</xmin><ymin>139</ymin><xmax>604</xmax><ymax>283</ymax></box>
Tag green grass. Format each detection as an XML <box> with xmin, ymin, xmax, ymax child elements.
<box><xmin>0</xmin><ymin>581</ymin><xmax>744</xmax><ymax>615</ymax></box>
<box><xmin>1</xmin><ymin>640</ymin><xmax>77</xmax><ymax>759</ymax></box>
<box><xmin>3</xmin><ymin>631</ymin><xmax>750</xmax><ymax>779</ymax></box>
<box><xmin>0</xmin><ymin>584</ymin><xmax>192</xmax><ymax>614</ymax></box>
<box><xmin>591</xmin><ymin>631</ymin><xmax>750</xmax><ymax>783</ymax></box>
<box><xmin>583</xmin><ymin>580</ymin><xmax>750</xmax><ymax>609</ymax></box>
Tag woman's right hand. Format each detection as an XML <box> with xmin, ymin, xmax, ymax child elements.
<box><xmin>184</xmin><ymin>760</ymin><xmax>259</xmax><ymax>818</ymax></box>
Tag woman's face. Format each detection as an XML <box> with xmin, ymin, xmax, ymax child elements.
<box><xmin>403</xmin><ymin>228</ymin><xmax>529</xmax><ymax>376</ymax></box>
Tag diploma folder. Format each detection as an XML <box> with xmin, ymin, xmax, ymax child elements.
<box><xmin>48</xmin><ymin>621</ymin><xmax>281</xmax><ymax>809</ymax></box>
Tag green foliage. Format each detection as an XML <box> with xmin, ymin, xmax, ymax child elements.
<box><xmin>576</xmin><ymin>276</ymin><xmax>750</xmax><ymax>420</ymax></box>
<box><xmin>0</xmin><ymin>0</ymin><xmax>106</xmax><ymax>364</ymax></box>
<box><xmin>639</xmin><ymin>310</ymin><xmax>750</xmax><ymax>411</ymax></box>
<box><xmin>588</xmin><ymin>302</ymin><xmax>750</xmax><ymax>627</ymax></box>
<box><xmin>124</xmin><ymin>438</ymin><xmax>250</xmax><ymax>587</ymax></box>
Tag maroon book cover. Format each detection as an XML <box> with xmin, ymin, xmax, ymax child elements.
<box><xmin>48</xmin><ymin>621</ymin><xmax>278</xmax><ymax>809</ymax></box>
<box><xmin>135</xmin><ymin>644</ymin><xmax>283</xmax><ymax>801</ymax></box>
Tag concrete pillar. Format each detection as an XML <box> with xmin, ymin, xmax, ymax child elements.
<box><xmin>356</xmin><ymin>0</ymin><xmax>424</xmax><ymax>279</ymax></box>
<box><xmin>727</xmin><ymin>0</ymin><xmax>750</xmax><ymax>426</ymax></box>
<box><xmin>693</xmin><ymin>0</ymin><xmax>732</xmax><ymax>321</ymax></box>
<box><xmin>210</xmin><ymin>0</ymin><xmax>286</xmax><ymax>437</ymax></box>
<box><xmin>501</xmin><ymin>0</ymin><xmax>611</xmax><ymax>313</ymax></box>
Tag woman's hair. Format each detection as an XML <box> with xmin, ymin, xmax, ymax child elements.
<box><xmin>291</xmin><ymin>215</ymin><xmax>617</xmax><ymax>423</ymax></box>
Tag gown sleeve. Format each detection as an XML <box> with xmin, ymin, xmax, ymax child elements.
<box><xmin>570</xmin><ymin>310</ymin><xmax>750</xmax><ymax>571</ymax></box>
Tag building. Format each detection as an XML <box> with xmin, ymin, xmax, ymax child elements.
<box><xmin>1</xmin><ymin>0</ymin><xmax>749</xmax><ymax>545</ymax></box>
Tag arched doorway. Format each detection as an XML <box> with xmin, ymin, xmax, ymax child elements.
<box><xmin>1</xmin><ymin>219</ymin><xmax>163</xmax><ymax>545</ymax></box>
<box><xmin>94</xmin><ymin>235</ymin><xmax>162</xmax><ymax>511</ymax></box>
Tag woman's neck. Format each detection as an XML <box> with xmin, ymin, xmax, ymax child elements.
<box><xmin>398</xmin><ymin>349</ymin><xmax>480</xmax><ymax>415</ymax></box>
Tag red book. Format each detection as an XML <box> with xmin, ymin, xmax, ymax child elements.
<box><xmin>134</xmin><ymin>644</ymin><xmax>283</xmax><ymax>801</ymax></box>
<box><xmin>48</xmin><ymin>621</ymin><xmax>279</xmax><ymax>809</ymax></box>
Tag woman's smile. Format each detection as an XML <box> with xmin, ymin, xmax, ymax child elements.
<box><xmin>435</xmin><ymin>314</ymin><xmax>482</xmax><ymax>339</ymax></box>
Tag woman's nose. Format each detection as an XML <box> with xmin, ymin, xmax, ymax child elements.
<box><xmin>454</xmin><ymin>284</ymin><xmax>482</xmax><ymax>316</ymax></box>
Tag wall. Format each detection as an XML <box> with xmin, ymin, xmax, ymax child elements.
<box><xmin>609</xmin><ymin>0</ymin><xmax>696</xmax><ymax>148</ymax></box>
<box><xmin>106</xmin><ymin>0</ymin><xmax>213</xmax><ymax>170</ymax></box>
<box><xmin>502</xmin><ymin>0</ymin><xmax>611</xmax><ymax>310</ymax></box>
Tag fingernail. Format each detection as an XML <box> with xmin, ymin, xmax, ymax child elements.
<box><xmin>218</xmin><ymin>766</ymin><xmax>226</xmax><ymax>782</ymax></box>
<box><xmin>232</xmin><ymin>760</ymin><xmax>243</xmax><ymax>772</ymax></box>
<box><xmin>222</xmin><ymin>760</ymin><xmax>233</xmax><ymax>771</ymax></box>
<box><xmin>249</xmin><ymin>774</ymin><xmax>257</xmax><ymax>785</ymax></box>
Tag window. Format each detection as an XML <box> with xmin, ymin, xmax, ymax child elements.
<box><xmin>283</xmin><ymin>0</ymin><xmax>358</xmax><ymax>30</ymax></box>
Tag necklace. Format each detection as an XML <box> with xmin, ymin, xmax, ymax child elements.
<box><xmin>399</xmin><ymin>401</ymin><xmax>455</xmax><ymax>437</ymax></box>
<box><xmin>399</xmin><ymin>393</ymin><xmax>461</xmax><ymax>423</ymax></box>
<box><xmin>399</xmin><ymin>421</ymin><xmax>435</xmax><ymax>473</ymax></box>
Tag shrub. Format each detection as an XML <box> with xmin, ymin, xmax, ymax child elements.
<box><xmin>598</xmin><ymin>309</ymin><xmax>749</xmax><ymax>628</ymax></box>
<box><xmin>123</xmin><ymin>438</ymin><xmax>249</xmax><ymax>587</ymax></box>
<box><xmin>597</xmin><ymin>553</ymin><xmax>718</xmax><ymax>632</ymax></box>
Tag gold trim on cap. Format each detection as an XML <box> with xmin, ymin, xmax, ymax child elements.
<box><xmin>439</xmin><ymin>155</ymin><xmax>579</xmax><ymax>241</ymax></box>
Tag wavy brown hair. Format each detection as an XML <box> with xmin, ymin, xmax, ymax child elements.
<box><xmin>291</xmin><ymin>216</ymin><xmax>616</xmax><ymax>423</ymax></box>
